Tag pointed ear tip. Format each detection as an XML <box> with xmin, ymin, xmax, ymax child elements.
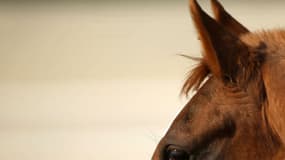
<box><xmin>211</xmin><ymin>0</ymin><xmax>227</xmax><ymax>20</ymax></box>
<box><xmin>211</xmin><ymin>0</ymin><xmax>224</xmax><ymax>10</ymax></box>
<box><xmin>189</xmin><ymin>0</ymin><xmax>196</xmax><ymax>5</ymax></box>
<box><xmin>189</xmin><ymin>0</ymin><xmax>197</xmax><ymax>16</ymax></box>
<box><xmin>211</xmin><ymin>0</ymin><xmax>218</xmax><ymax>4</ymax></box>
<box><xmin>211</xmin><ymin>0</ymin><xmax>221</xmax><ymax>5</ymax></box>
<box><xmin>189</xmin><ymin>0</ymin><xmax>196</xmax><ymax>10</ymax></box>
<box><xmin>189</xmin><ymin>0</ymin><xmax>202</xmax><ymax>16</ymax></box>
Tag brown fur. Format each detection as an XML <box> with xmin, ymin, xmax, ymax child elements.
<box><xmin>152</xmin><ymin>0</ymin><xmax>285</xmax><ymax>160</ymax></box>
<box><xmin>181</xmin><ymin>60</ymin><xmax>209</xmax><ymax>95</ymax></box>
<box><xmin>211</xmin><ymin>0</ymin><xmax>249</xmax><ymax>35</ymax></box>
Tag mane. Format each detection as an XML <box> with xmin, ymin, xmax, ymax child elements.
<box><xmin>181</xmin><ymin>59</ymin><xmax>210</xmax><ymax>96</ymax></box>
<box><xmin>181</xmin><ymin>29</ymin><xmax>285</xmax><ymax>97</ymax></box>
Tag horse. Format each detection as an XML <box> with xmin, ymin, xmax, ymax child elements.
<box><xmin>152</xmin><ymin>0</ymin><xmax>285</xmax><ymax>159</ymax></box>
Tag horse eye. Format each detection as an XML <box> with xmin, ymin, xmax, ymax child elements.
<box><xmin>166</xmin><ymin>147</ymin><xmax>189</xmax><ymax>160</ymax></box>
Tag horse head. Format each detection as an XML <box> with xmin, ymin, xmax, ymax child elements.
<box><xmin>152</xmin><ymin>0</ymin><xmax>285</xmax><ymax>159</ymax></box>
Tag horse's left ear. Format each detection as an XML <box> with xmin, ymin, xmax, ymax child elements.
<box><xmin>211</xmin><ymin>0</ymin><xmax>249</xmax><ymax>36</ymax></box>
<box><xmin>189</xmin><ymin>0</ymin><xmax>249</xmax><ymax>83</ymax></box>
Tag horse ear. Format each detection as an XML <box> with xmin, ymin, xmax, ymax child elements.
<box><xmin>211</xmin><ymin>0</ymin><xmax>249</xmax><ymax>36</ymax></box>
<box><xmin>189</xmin><ymin>0</ymin><xmax>249</xmax><ymax>82</ymax></box>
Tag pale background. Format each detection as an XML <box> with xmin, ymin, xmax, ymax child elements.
<box><xmin>0</xmin><ymin>0</ymin><xmax>285</xmax><ymax>160</ymax></box>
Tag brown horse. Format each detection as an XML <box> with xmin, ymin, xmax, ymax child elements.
<box><xmin>152</xmin><ymin>0</ymin><xmax>285</xmax><ymax>160</ymax></box>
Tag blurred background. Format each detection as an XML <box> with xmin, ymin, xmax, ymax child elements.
<box><xmin>0</xmin><ymin>0</ymin><xmax>285</xmax><ymax>159</ymax></box>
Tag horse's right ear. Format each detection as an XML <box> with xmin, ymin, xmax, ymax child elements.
<box><xmin>189</xmin><ymin>0</ymin><xmax>249</xmax><ymax>83</ymax></box>
<box><xmin>211</xmin><ymin>0</ymin><xmax>249</xmax><ymax>36</ymax></box>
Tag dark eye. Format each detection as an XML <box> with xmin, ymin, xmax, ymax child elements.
<box><xmin>166</xmin><ymin>147</ymin><xmax>189</xmax><ymax>160</ymax></box>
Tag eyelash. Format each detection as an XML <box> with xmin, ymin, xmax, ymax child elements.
<box><xmin>165</xmin><ymin>147</ymin><xmax>190</xmax><ymax>160</ymax></box>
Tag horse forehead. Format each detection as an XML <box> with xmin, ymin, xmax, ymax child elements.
<box><xmin>180</xmin><ymin>79</ymin><xmax>258</xmax><ymax>122</ymax></box>
<box><xmin>174</xmin><ymin>79</ymin><xmax>228</xmax><ymax>122</ymax></box>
